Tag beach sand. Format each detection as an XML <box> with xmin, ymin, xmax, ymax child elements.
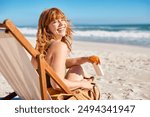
<box><xmin>0</xmin><ymin>40</ymin><xmax>150</xmax><ymax>99</ymax></box>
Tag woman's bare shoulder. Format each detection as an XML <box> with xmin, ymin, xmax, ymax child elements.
<box><xmin>48</xmin><ymin>41</ymin><xmax>68</xmax><ymax>54</ymax></box>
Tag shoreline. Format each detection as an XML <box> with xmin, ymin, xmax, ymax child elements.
<box><xmin>73</xmin><ymin>40</ymin><xmax>150</xmax><ymax>54</ymax></box>
<box><xmin>0</xmin><ymin>40</ymin><xmax>150</xmax><ymax>99</ymax></box>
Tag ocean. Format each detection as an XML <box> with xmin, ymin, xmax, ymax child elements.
<box><xmin>19</xmin><ymin>24</ymin><xmax>150</xmax><ymax>48</ymax></box>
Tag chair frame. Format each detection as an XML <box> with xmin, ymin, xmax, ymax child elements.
<box><xmin>0</xmin><ymin>19</ymin><xmax>72</xmax><ymax>100</ymax></box>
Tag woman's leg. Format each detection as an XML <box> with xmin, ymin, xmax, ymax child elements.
<box><xmin>65</xmin><ymin>65</ymin><xmax>84</xmax><ymax>81</ymax></box>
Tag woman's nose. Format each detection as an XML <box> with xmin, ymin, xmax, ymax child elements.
<box><xmin>58</xmin><ymin>20</ymin><xmax>63</xmax><ymax>26</ymax></box>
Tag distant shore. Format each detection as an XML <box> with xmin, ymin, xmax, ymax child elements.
<box><xmin>0</xmin><ymin>40</ymin><xmax>150</xmax><ymax>99</ymax></box>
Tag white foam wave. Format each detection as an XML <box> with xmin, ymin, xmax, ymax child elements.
<box><xmin>18</xmin><ymin>27</ymin><xmax>150</xmax><ymax>39</ymax></box>
<box><xmin>18</xmin><ymin>27</ymin><xmax>37</xmax><ymax>35</ymax></box>
<box><xmin>74</xmin><ymin>30</ymin><xmax>150</xmax><ymax>39</ymax></box>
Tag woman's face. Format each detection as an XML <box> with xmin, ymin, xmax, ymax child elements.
<box><xmin>48</xmin><ymin>18</ymin><xmax>67</xmax><ymax>39</ymax></box>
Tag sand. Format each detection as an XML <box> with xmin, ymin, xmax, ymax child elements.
<box><xmin>0</xmin><ymin>40</ymin><xmax>150</xmax><ymax>100</ymax></box>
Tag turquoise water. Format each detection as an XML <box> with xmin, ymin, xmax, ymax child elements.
<box><xmin>73</xmin><ymin>24</ymin><xmax>150</xmax><ymax>31</ymax></box>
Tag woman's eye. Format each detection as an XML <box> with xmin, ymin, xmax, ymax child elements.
<box><xmin>52</xmin><ymin>19</ymin><xmax>66</xmax><ymax>24</ymax></box>
<box><xmin>53</xmin><ymin>20</ymin><xmax>58</xmax><ymax>24</ymax></box>
<box><xmin>61</xmin><ymin>19</ymin><xmax>66</xmax><ymax>22</ymax></box>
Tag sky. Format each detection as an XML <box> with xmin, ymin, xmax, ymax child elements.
<box><xmin>0</xmin><ymin>0</ymin><xmax>150</xmax><ymax>26</ymax></box>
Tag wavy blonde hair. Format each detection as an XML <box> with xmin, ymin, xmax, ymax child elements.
<box><xmin>35</xmin><ymin>8</ymin><xmax>73</xmax><ymax>55</ymax></box>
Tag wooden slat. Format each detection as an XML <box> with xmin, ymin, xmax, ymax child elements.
<box><xmin>0</xmin><ymin>23</ymin><xmax>6</xmax><ymax>28</ymax></box>
<box><xmin>4</xmin><ymin>19</ymin><xmax>39</xmax><ymax>58</ymax></box>
<box><xmin>1</xmin><ymin>92</ymin><xmax>17</xmax><ymax>100</ymax></box>
<box><xmin>37</xmin><ymin>54</ymin><xmax>50</xmax><ymax>100</ymax></box>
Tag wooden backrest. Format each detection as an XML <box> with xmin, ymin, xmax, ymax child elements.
<box><xmin>0</xmin><ymin>19</ymin><xmax>72</xmax><ymax>100</ymax></box>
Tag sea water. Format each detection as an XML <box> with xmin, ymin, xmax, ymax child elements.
<box><xmin>18</xmin><ymin>24</ymin><xmax>150</xmax><ymax>48</ymax></box>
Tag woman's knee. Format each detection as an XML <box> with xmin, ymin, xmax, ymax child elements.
<box><xmin>66</xmin><ymin>65</ymin><xmax>84</xmax><ymax>81</ymax></box>
<box><xmin>67</xmin><ymin>65</ymin><xmax>84</xmax><ymax>75</ymax></box>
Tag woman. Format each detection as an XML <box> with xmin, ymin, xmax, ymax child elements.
<box><xmin>32</xmin><ymin>8</ymin><xmax>100</xmax><ymax>92</ymax></box>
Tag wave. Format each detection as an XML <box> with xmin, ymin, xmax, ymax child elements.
<box><xmin>74</xmin><ymin>30</ymin><xmax>150</xmax><ymax>39</ymax></box>
<box><xmin>18</xmin><ymin>27</ymin><xmax>37</xmax><ymax>36</ymax></box>
<box><xmin>18</xmin><ymin>27</ymin><xmax>150</xmax><ymax>39</ymax></box>
<box><xmin>18</xmin><ymin>26</ymin><xmax>150</xmax><ymax>47</ymax></box>
<box><xmin>73</xmin><ymin>24</ymin><xmax>150</xmax><ymax>31</ymax></box>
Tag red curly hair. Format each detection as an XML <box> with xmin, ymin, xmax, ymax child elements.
<box><xmin>35</xmin><ymin>8</ymin><xmax>73</xmax><ymax>55</ymax></box>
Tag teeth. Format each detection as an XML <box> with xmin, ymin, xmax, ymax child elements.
<box><xmin>58</xmin><ymin>28</ymin><xmax>65</xmax><ymax>31</ymax></box>
<box><xmin>58</xmin><ymin>28</ymin><xmax>64</xmax><ymax>30</ymax></box>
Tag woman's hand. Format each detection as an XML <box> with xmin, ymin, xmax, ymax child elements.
<box><xmin>88</xmin><ymin>55</ymin><xmax>100</xmax><ymax>65</ymax></box>
<box><xmin>80</xmin><ymin>79</ymin><xmax>93</xmax><ymax>90</ymax></box>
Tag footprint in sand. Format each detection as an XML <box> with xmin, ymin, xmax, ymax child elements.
<box><xmin>117</xmin><ymin>78</ymin><xmax>126</xmax><ymax>86</ymax></box>
<box><xmin>102</xmin><ymin>92</ymin><xmax>113</xmax><ymax>99</ymax></box>
<box><xmin>123</xmin><ymin>88</ymin><xmax>134</xmax><ymax>99</ymax></box>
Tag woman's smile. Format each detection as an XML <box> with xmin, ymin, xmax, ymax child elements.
<box><xmin>49</xmin><ymin>19</ymin><xmax>67</xmax><ymax>38</ymax></box>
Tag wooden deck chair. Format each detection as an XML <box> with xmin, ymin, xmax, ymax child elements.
<box><xmin>0</xmin><ymin>19</ymin><xmax>72</xmax><ymax>100</ymax></box>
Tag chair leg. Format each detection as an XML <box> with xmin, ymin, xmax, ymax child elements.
<box><xmin>1</xmin><ymin>92</ymin><xmax>17</xmax><ymax>100</ymax></box>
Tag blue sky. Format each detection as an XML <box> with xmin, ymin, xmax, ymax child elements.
<box><xmin>0</xmin><ymin>0</ymin><xmax>150</xmax><ymax>26</ymax></box>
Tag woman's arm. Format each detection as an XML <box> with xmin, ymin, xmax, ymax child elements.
<box><xmin>66</xmin><ymin>55</ymin><xmax>101</xmax><ymax>68</ymax></box>
<box><xmin>66</xmin><ymin>57</ymin><xmax>90</xmax><ymax>68</ymax></box>
<box><xmin>31</xmin><ymin>57</ymin><xmax>38</xmax><ymax>69</ymax></box>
